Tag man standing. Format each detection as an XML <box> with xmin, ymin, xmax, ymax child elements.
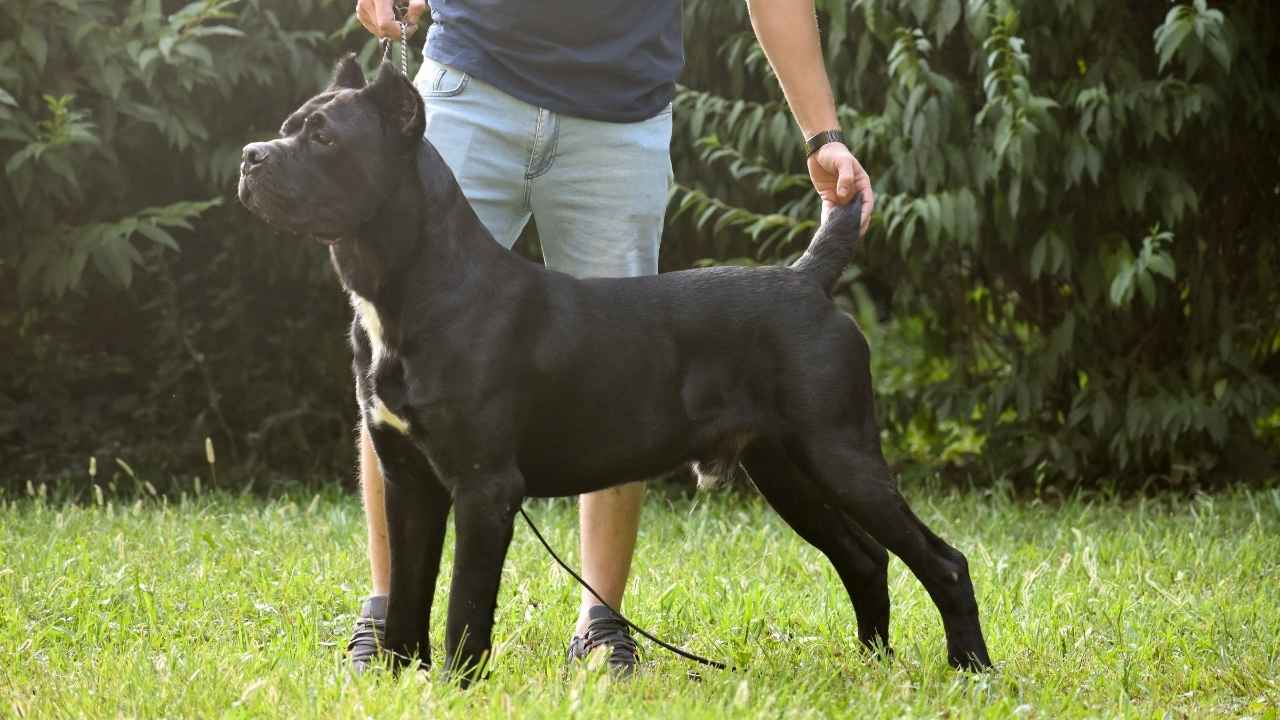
<box><xmin>348</xmin><ymin>0</ymin><xmax>875</xmax><ymax>674</ymax></box>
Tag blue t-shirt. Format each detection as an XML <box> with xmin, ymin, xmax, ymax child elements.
<box><xmin>423</xmin><ymin>0</ymin><xmax>683</xmax><ymax>123</ymax></box>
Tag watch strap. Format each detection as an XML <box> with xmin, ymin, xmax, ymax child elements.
<box><xmin>805</xmin><ymin>129</ymin><xmax>847</xmax><ymax>157</ymax></box>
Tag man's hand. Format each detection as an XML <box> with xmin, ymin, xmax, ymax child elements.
<box><xmin>808</xmin><ymin>142</ymin><xmax>874</xmax><ymax>235</ymax></box>
<box><xmin>356</xmin><ymin>0</ymin><xmax>427</xmax><ymax>40</ymax></box>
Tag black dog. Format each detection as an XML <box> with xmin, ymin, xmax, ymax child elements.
<box><xmin>238</xmin><ymin>56</ymin><xmax>992</xmax><ymax>681</ymax></box>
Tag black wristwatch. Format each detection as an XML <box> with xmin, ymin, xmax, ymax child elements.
<box><xmin>805</xmin><ymin>129</ymin><xmax>847</xmax><ymax>157</ymax></box>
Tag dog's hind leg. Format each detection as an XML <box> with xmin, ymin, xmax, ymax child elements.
<box><xmin>792</xmin><ymin>433</ymin><xmax>993</xmax><ymax>671</ymax></box>
<box><xmin>741</xmin><ymin>439</ymin><xmax>892</xmax><ymax>655</ymax></box>
<box><xmin>373</xmin><ymin>427</ymin><xmax>452</xmax><ymax>670</ymax></box>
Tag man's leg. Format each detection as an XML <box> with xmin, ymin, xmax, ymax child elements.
<box><xmin>528</xmin><ymin>104</ymin><xmax>673</xmax><ymax>662</ymax></box>
<box><xmin>575</xmin><ymin>484</ymin><xmax>644</xmax><ymax>634</ymax></box>
<box><xmin>360</xmin><ymin>423</ymin><xmax>391</xmax><ymax>597</ymax></box>
<box><xmin>345</xmin><ymin>423</ymin><xmax>391</xmax><ymax>670</ymax></box>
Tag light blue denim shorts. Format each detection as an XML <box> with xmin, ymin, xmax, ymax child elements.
<box><xmin>412</xmin><ymin>56</ymin><xmax>672</xmax><ymax>279</ymax></box>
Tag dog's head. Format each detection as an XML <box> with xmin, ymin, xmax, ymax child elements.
<box><xmin>237</xmin><ymin>55</ymin><xmax>424</xmax><ymax>241</ymax></box>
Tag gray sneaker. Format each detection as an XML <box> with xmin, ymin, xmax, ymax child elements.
<box><xmin>566</xmin><ymin>604</ymin><xmax>639</xmax><ymax>676</ymax></box>
<box><xmin>346</xmin><ymin>595</ymin><xmax>387</xmax><ymax>671</ymax></box>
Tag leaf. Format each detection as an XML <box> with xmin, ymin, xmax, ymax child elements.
<box><xmin>1051</xmin><ymin>313</ymin><xmax>1076</xmax><ymax>357</ymax></box>
<box><xmin>42</xmin><ymin>151</ymin><xmax>81</xmax><ymax>197</ymax></box>
<box><xmin>1085</xmin><ymin>144</ymin><xmax>1103</xmax><ymax>184</ymax></box>
<box><xmin>1205</xmin><ymin>29</ymin><xmax>1232</xmax><ymax>72</ymax></box>
<box><xmin>910</xmin><ymin>0</ymin><xmax>931</xmax><ymax>25</ymax></box>
<box><xmin>1007</xmin><ymin>178</ymin><xmax>1022</xmax><ymax>219</ymax></box>
<box><xmin>159</xmin><ymin>36</ymin><xmax>177</xmax><ymax>62</ymax></box>
<box><xmin>137</xmin><ymin>223</ymin><xmax>179</xmax><ymax>251</ymax></box>
<box><xmin>696</xmin><ymin>204</ymin><xmax>719</xmax><ymax>232</ymax></box>
<box><xmin>1091</xmin><ymin>394</ymin><xmax>1111</xmax><ymax>434</ymax></box>
<box><xmin>97</xmin><ymin>238</ymin><xmax>135</xmax><ymax>288</ymax></box>
<box><xmin>189</xmin><ymin>25</ymin><xmax>246</xmax><ymax>38</ymax></box>
<box><xmin>175</xmin><ymin>42</ymin><xmax>214</xmax><ymax>68</ymax></box>
<box><xmin>824</xmin><ymin>0</ymin><xmax>848</xmax><ymax>55</ymax></box>
<box><xmin>924</xmin><ymin>194</ymin><xmax>943</xmax><ymax>247</ymax></box>
<box><xmin>1109</xmin><ymin>265</ymin><xmax>1134</xmax><ymax>307</ymax></box>
<box><xmin>1030</xmin><ymin>235</ymin><xmax>1047</xmax><ymax>279</ymax></box>
<box><xmin>20</xmin><ymin>26</ymin><xmax>47</xmax><ymax>70</ymax></box>
<box><xmin>1118</xmin><ymin>168</ymin><xmax>1149</xmax><ymax>214</ymax></box>
<box><xmin>0</xmin><ymin>126</ymin><xmax>29</xmax><ymax>143</ymax></box>
<box><xmin>0</xmin><ymin>88</ymin><xmax>16</xmax><ymax>107</ymax></box>
<box><xmin>101</xmin><ymin>64</ymin><xmax>126</xmax><ymax>100</ymax></box>
<box><xmin>1137</xmin><ymin>269</ymin><xmax>1156</xmax><ymax>307</ymax></box>
<box><xmin>1146</xmin><ymin>252</ymin><xmax>1175</xmax><ymax>280</ymax></box>
<box><xmin>138</xmin><ymin>48</ymin><xmax>160</xmax><ymax>73</ymax></box>
<box><xmin>936</xmin><ymin>0</ymin><xmax>962</xmax><ymax>45</ymax></box>
<box><xmin>5</xmin><ymin>145</ymin><xmax>38</xmax><ymax>177</ymax></box>
<box><xmin>1155</xmin><ymin>15</ymin><xmax>1194</xmax><ymax>72</ymax></box>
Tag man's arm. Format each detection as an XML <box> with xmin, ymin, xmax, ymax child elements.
<box><xmin>747</xmin><ymin>0</ymin><xmax>874</xmax><ymax>233</ymax></box>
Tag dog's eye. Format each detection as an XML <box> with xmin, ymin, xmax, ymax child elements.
<box><xmin>305</xmin><ymin>115</ymin><xmax>334</xmax><ymax>145</ymax></box>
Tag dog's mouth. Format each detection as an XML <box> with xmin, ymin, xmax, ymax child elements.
<box><xmin>238</xmin><ymin>173</ymin><xmax>348</xmax><ymax>245</ymax></box>
<box><xmin>237</xmin><ymin>172</ymin><xmax>284</xmax><ymax>224</ymax></box>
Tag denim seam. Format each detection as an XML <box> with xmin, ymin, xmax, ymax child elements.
<box><xmin>522</xmin><ymin>109</ymin><xmax>545</xmax><ymax>209</ymax></box>
<box><xmin>526</xmin><ymin>113</ymin><xmax>559</xmax><ymax>181</ymax></box>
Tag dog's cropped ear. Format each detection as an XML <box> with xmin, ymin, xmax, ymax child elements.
<box><xmin>366</xmin><ymin>61</ymin><xmax>425</xmax><ymax>142</ymax></box>
<box><xmin>328</xmin><ymin>53</ymin><xmax>366</xmax><ymax>91</ymax></box>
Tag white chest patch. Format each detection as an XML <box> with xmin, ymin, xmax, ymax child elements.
<box><xmin>371</xmin><ymin>396</ymin><xmax>411</xmax><ymax>435</ymax></box>
<box><xmin>351</xmin><ymin>294</ymin><xmax>386</xmax><ymax>366</ymax></box>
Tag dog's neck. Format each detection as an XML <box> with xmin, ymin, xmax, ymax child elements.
<box><xmin>329</xmin><ymin>141</ymin><xmax>511</xmax><ymax>310</ymax></box>
<box><xmin>327</xmin><ymin>154</ymin><xmax>420</xmax><ymax>303</ymax></box>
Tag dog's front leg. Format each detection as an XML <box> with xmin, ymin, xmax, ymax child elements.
<box><xmin>374</xmin><ymin>427</ymin><xmax>452</xmax><ymax>670</ymax></box>
<box><xmin>443</xmin><ymin>467</ymin><xmax>525</xmax><ymax>686</ymax></box>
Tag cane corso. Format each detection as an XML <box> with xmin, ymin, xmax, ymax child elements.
<box><xmin>238</xmin><ymin>56</ymin><xmax>993</xmax><ymax>681</ymax></box>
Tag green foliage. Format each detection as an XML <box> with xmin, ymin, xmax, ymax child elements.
<box><xmin>672</xmin><ymin>0</ymin><xmax>1280</xmax><ymax>487</ymax></box>
<box><xmin>1</xmin><ymin>0</ymin><xmax>1276</xmax><ymax>489</ymax></box>
<box><xmin>1</xmin><ymin>0</ymin><xmax>246</xmax><ymax>295</ymax></box>
<box><xmin>1</xmin><ymin>0</ymin><xmax>385</xmax><ymax>484</ymax></box>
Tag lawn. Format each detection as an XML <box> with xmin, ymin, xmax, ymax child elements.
<box><xmin>1</xmin><ymin>482</ymin><xmax>1278</xmax><ymax>718</ymax></box>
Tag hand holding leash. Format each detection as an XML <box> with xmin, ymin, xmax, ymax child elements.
<box><xmin>356</xmin><ymin>0</ymin><xmax>422</xmax><ymax>78</ymax></box>
<box><xmin>355</xmin><ymin>0</ymin><xmax>427</xmax><ymax>41</ymax></box>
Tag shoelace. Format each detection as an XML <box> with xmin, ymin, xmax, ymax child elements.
<box><xmin>346</xmin><ymin>615</ymin><xmax>384</xmax><ymax>656</ymax></box>
<box><xmin>581</xmin><ymin>616</ymin><xmax>640</xmax><ymax>667</ymax></box>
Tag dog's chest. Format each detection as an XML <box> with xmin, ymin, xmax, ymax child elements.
<box><xmin>352</xmin><ymin>294</ymin><xmax>413</xmax><ymax>435</ymax></box>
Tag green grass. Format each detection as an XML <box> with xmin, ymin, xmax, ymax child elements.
<box><xmin>2</xmin><ymin>483</ymin><xmax>1278</xmax><ymax>718</ymax></box>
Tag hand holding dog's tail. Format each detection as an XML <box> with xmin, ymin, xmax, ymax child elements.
<box><xmin>790</xmin><ymin>193</ymin><xmax>864</xmax><ymax>295</ymax></box>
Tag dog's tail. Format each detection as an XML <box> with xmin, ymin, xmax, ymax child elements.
<box><xmin>790</xmin><ymin>194</ymin><xmax>864</xmax><ymax>295</ymax></box>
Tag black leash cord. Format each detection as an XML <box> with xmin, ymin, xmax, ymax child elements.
<box><xmin>518</xmin><ymin>506</ymin><xmax>734</xmax><ymax>672</ymax></box>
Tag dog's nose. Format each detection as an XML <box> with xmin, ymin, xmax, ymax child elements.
<box><xmin>242</xmin><ymin>142</ymin><xmax>271</xmax><ymax>169</ymax></box>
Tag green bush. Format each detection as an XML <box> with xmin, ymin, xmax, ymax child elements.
<box><xmin>2</xmin><ymin>0</ymin><xmax>1276</xmax><ymax>492</ymax></box>
<box><xmin>0</xmin><ymin>0</ymin><xmax>380</xmax><ymax>488</ymax></box>
<box><xmin>670</xmin><ymin>0</ymin><xmax>1280</xmax><ymax>488</ymax></box>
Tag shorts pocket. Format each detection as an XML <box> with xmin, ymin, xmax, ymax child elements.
<box><xmin>418</xmin><ymin>63</ymin><xmax>469</xmax><ymax>98</ymax></box>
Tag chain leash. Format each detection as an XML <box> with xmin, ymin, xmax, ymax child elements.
<box><xmin>379</xmin><ymin>2</ymin><xmax>411</xmax><ymax>78</ymax></box>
